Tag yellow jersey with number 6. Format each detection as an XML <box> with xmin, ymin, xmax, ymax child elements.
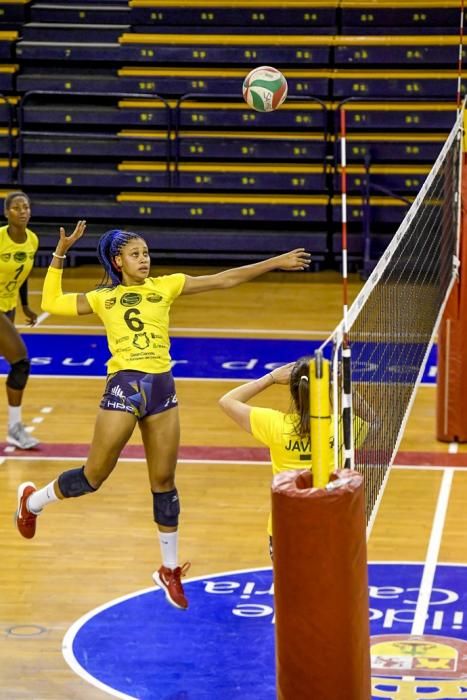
<box><xmin>0</xmin><ymin>225</ymin><xmax>39</xmax><ymax>313</ymax></box>
<box><xmin>86</xmin><ymin>274</ymin><xmax>186</xmax><ymax>374</ymax></box>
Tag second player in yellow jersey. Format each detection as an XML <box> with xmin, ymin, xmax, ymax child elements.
<box><xmin>0</xmin><ymin>191</ymin><xmax>40</xmax><ymax>450</ymax></box>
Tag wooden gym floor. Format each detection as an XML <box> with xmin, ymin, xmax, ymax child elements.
<box><xmin>0</xmin><ymin>265</ymin><xmax>466</xmax><ymax>699</ymax></box>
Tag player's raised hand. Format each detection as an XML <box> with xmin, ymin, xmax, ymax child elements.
<box><xmin>56</xmin><ymin>220</ymin><xmax>87</xmax><ymax>254</ymax></box>
<box><xmin>269</xmin><ymin>362</ymin><xmax>295</xmax><ymax>385</ymax></box>
<box><xmin>274</xmin><ymin>248</ymin><xmax>311</xmax><ymax>271</ymax></box>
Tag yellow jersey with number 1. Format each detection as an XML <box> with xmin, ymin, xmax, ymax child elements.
<box><xmin>0</xmin><ymin>225</ymin><xmax>39</xmax><ymax>313</ymax></box>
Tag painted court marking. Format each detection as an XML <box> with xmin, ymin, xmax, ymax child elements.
<box><xmin>17</xmin><ymin>322</ymin><xmax>327</xmax><ymax>336</ymax></box>
<box><xmin>60</xmin><ymin>562</ymin><xmax>467</xmax><ymax>700</ymax></box>
<box><xmin>412</xmin><ymin>469</ymin><xmax>454</xmax><ymax>636</ymax></box>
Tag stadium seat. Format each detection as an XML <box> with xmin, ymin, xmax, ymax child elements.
<box><xmin>340</xmin><ymin>0</ymin><xmax>464</xmax><ymax>35</ymax></box>
<box><xmin>2</xmin><ymin>0</ymin><xmax>463</xmax><ymax>267</ymax></box>
<box><xmin>129</xmin><ymin>1</ymin><xmax>337</xmax><ymax>29</ymax></box>
<box><xmin>31</xmin><ymin>2</ymin><xmax>130</xmax><ymax>24</ymax></box>
<box><xmin>0</xmin><ymin>0</ymin><xmax>28</xmax><ymax>30</ymax></box>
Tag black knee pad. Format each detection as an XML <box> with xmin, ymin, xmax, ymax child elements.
<box><xmin>58</xmin><ymin>466</ymin><xmax>97</xmax><ymax>498</ymax></box>
<box><xmin>7</xmin><ymin>358</ymin><xmax>30</xmax><ymax>390</ymax></box>
<box><xmin>153</xmin><ymin>488</ymin><xmax>180</xmax><ymax>527</ymax></box>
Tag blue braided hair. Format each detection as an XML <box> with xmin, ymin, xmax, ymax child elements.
<box><xmin>97</xmin><ymin>229</ymin><xmax>143</xmax><ymax>287</ymax></box>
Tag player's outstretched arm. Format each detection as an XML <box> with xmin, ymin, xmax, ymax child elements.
<box><xmin>42</xmin><ymin>221</ymin><xmax>93</xmax><ymax>316</ymax></box>
<box><xmin>182</xmin><ymin>249</ymin><xmax>311</xmax><ymax>295</ymax></box>
<box><xmin>218</xmin><ymin>363</ymin><xmax>294</xmax><ymax>432</ymax></box>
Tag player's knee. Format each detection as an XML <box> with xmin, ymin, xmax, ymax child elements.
<box><xmin>58</xmin><ymin>466</ymin><xmax>97</xmax><ymax>498</ymax></box>
<box><xmin>6</xmin><ymin>358</ymin><xmax>30</xmax><ymax>390</ymax></box>
<box><xmin>153</xmin><ymin>488</ymin><xmax>180</xmax><ymax>527</ymax></box>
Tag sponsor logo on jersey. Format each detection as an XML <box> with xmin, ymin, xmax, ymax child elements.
<box><xmin>0</xmin><ymin>253</ymin><xmax>11</xmax><ymax>261</ymax></box>
<box><xmin>14</xmin><ymin>252</ymin><xmax>27</xmax><ymax>262</ymax></box>
<box><xmin>120</xmin><ymin>293</ymin><xmax>142</xmax><ymax>307</ymax></box>
<box><xmin>105</xmin><ymin>298</ymin><xmax>116</xmax><ymax>309</ymax></box>
<box><xmin>147</xmin><ymin>293</ymin><xmax>163</xmax><ymax>303</ymax></box>
<box><xmin>133</xmin><ymin>332</ymin><xmax>150</xmax><ymax>350</ymax></box>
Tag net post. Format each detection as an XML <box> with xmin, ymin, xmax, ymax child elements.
<box><xmin>342</xmin><ymin>343</ymin><xmax>354</xmax><ymax>470</ymax></box>
<box><xmin>272</xmin><ymin>473</ymin><xmax>372</xmax><ymax>700</ymax></box>
<box><xmin>338</xmin><ymin>103</ymin><xmax>355</xmax><ymax>470</ymax></box>
<box><xmin>310</xmin><ymin>350</ymin><xmax>331</xmax><ymax>487</ymax></box>
<box><xmin>436</xmin><ymin>103</ymin><xmax>466</xmax><ymax>440</ymax></box>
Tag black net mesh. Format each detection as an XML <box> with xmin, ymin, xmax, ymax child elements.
<box><xmin>334</xmin><ymin>115</ymin><xmax>462</xmax><ymax>526</ymax></box>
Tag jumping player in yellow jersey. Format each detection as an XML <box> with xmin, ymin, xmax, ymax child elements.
<box><xmin>0</xmin><ymin>191</ymin><xmax>40</xmax><ymax>450</ymax></box>
<box><xmin>15</xmin><ymin>221</ymin><xmax>311</xmax><ymax>610</ymax></box>
<box><xmin>219</xmin><ymin>357</ymin><xmax>370</xmax><ymax>557</ymax></box>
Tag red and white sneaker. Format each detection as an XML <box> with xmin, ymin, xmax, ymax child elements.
<box><xmin>16</xmin><ymin>482</ymin><xmax>38</xmax><ymax>539</ymax></box>
<box><xmin>153</xmin><ymin>562</ymin><xmax>191</xmax><ymax>610</ymax></box>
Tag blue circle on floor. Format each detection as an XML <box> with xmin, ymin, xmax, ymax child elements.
<box><xmin>64</xmin><ymin>567</ymin><xmax>276</xmax><ymax>700</ymax></box>
<box><xmin>64</xmin><ymin>564</ymin><xmax>467</xmax><ymax>700</ymax></box>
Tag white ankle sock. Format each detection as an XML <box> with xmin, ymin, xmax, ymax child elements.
<box><xmin>158</xmin><ymin>531</ymin><xmax>178</xmax><ymax>570</ymax></box>
<box><xmin>28</xmin><ymin>481</ymin><xmax>59</xmax><ymax>514</ymax></box>
<box><xmin>8</xmin><ymin>406</ymin><xmax>21</xmax><ymax>428</ymax></box>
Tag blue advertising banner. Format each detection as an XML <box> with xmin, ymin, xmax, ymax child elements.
<box><xmin>0</xmin><ymin>334</ymin><xmax>439</xmax><ymax>384</ymax></box>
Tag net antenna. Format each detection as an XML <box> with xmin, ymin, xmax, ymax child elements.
<box><xmin>338</xmin><ymin>106</ymin><xmax>354</xmax><ymax>472</ymax></box>
<box><xmin>324</xmin><ymin>107</ymin><xmax>464</xmax><ymax>535</ymax></box>
<box><xmin>457</xmin><ymin>0</ymin><xmax>465</xmax><ymax>115</ymax></box>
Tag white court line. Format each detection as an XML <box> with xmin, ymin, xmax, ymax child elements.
<box><xmin>3</xmin><ymin>455</ymin><xmax>467</xmax><ymax>471</ymax></box>
<box><xmin>0</xmin><ymin>455</ymin><xmax>270</xmax><ymax>465</ymax></box>
<box><xmin>15</xmin><ymin>322</ymin><xmax>327</xmax><ymax>336</ymax></box>
<box><xmin>393</xmin><ymin>464</ymin><xmax>467</xmax><ymax>471</ymax></box>
<box><xmin>32</xmin><ymin>311</ymin><xmax>49</xmax><ymax>327</ymax></box>
<box><xmin>411</xmin><ymin>468</ymin><xmax>454</xmax><ymax>636</ymax></box>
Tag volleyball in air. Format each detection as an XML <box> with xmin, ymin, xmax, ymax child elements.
<box><xmin>242</xmin><ymin>66</ymin><xmax>288</xmax><ymax>112</ymax></box>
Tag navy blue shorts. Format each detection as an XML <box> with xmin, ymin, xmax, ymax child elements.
<box><xmin>2</xmin><ymin>309</ymin><xmax>15</xmax><ymax>322</ymax></box>
<box><xmin>100</xmin><ymin>370</ymin><xmax>178</xmax><ymax>419</ymax></box>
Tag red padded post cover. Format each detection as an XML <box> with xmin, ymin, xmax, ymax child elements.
<box><xmin>437</xmin><ymin>153</ymin><xmax>467</xmax><ymax>441</ymax></box>
<box><xmin>272</xmin><ymin>469</ymin><xmax>371</xmax><ymax>700</ymax></box>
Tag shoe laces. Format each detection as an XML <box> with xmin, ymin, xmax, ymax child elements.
<box><xmin>11</xmin><ymin>423</ymin><xmax>33</xmax><ymax>441</ymax></box>
<box><xmin>178</xmin><ymin>562</ymin><xmax>191</xmax><ymax>577</ymax></box>
<box><xmin>20</xmin><ymin>490</ymin><xmax>36</xmax><ymax>519</ymax></box>
<box><xmin>172</xmin><ymin>561</ymin><xmax>191</xmax><ymax>586</ymax></box>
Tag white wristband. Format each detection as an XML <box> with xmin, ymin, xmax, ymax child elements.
<box><xmin>52</xmin><ymin>252</ymin><xmax>66</xmax><ymax>259</ymax></box>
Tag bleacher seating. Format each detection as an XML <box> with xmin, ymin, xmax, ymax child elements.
<box><xmin>0</xmin><ymin>0</ymin><xmax>463</xmax><ymax>268</ymax></box>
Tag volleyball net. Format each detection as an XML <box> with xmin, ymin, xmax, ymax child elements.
<box><xmin>273</xmin><ymin>108</ymin><xmax>463</xmax><ymax>700</ymax></box>
<box><xmin>325</xmin><ymin>107</ymin><xmax>463</xmax><ymax>529</ymax></box>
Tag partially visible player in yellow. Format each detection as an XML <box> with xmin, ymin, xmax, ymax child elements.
<box><xmin>0</xmin><ymin>191</ymin><xmax>39</xmax><ymax>449</ymax></box>
<box><xmin>15</xmin><ymin>221</ymin><xmax>310</xmax><ymax>610</ymax></box>
<box><xmin>219</xmin><ymin>357</ymin><xmax>370</xmax><ymax>556</ymax></box>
